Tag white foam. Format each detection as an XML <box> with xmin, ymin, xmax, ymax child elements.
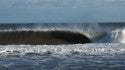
<box><xmin>119</xmin><ymin>28</ymin><xmax>125</xmax><ymax>43</ymax></box>
<box><xmin>0</xmin><ymin>43</ymin><xmax>125</xmax><ymax>57</ymax></box>
<box><xmin>110</xmin><ymin>28</ymin><xmax>125</xmax><ymax>43</ymax></box>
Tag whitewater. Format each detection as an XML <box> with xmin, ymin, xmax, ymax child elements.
<box><xmin>0</xmin><ymin>23</ymin><xmax>125</xmax><ymax>70</ymax></box>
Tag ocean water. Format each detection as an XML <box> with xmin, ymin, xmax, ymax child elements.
<box><xmin>0</xmin><ymin>23</ymin><xmax>125</xmax><ymax>70</ymax></box>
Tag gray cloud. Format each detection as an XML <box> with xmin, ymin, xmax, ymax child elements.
<box><xmin>10</xmin><ymin>0</ymin><xmax>125</xmax><ymax>8</ymax></box>
<box><xmin>0</xmin><ymin>0</ymin><xmax>125</xmax><ymax>9</ymax></box>
<box><xmin>11</xmin><ymin>0</ymin><xmax>85</xmax><ymax>8</ymax></box>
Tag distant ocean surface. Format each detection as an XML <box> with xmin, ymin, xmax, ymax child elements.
<box><xmin>0</xmin><ymin>23</ymin><xmax>125</xmax><ymax>70</ymax></box>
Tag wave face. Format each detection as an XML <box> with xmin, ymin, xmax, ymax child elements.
<box><xmin>0</xmin><ymin>31</ymin><xmax>91</xmax><ymax>45</ymax></box>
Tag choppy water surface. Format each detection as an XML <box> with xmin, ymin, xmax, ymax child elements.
<box><xmin>0</xmin><ymin>43</ymin><xmax>125</xmax><ymax>70</ymax></box>
<box><xmin>1</xmin><ymin>54</ymin><xmax>125</xmax><ymax>70</ymax></box>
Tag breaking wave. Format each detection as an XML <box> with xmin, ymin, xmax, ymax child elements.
<box><xmin>0</xmin><ymin>23</ymin><xmax>125</xmax><ymax>56</ymax></box>
<box><xmin>98</xmin><ymin>27</ymin><xmax>125</xmax><ymax>43</ymax></box>
<box><xmin>0</xmin><ymin>23</ymin><xmax>125</xmax><ymax>43</ymax></box>
<box><xmin>0</xmin><ymin>23</ymin><xmax>107</xmax><ymax>43</ymax></box>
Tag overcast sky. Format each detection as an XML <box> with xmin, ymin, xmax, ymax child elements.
<box><xmin>0</xmin><ymin>0</ymin><xmax>125</xmax><ymax>23</ymax></box>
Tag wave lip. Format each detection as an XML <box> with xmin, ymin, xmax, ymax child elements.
<box><xmin>0</xmin><ymin>31</ymin><xmax>91</xmax><ymax>45</ymax></box>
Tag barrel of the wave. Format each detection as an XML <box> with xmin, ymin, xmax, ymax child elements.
<box><xmin>119</xmin><ymin>29</ymin><xmax>125</xmax><ymax>43</ymax></box>
<box><xmin>0</xmin><ymin>31</ymin><xmax>92</xmax><ymax>45</ymax></box>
